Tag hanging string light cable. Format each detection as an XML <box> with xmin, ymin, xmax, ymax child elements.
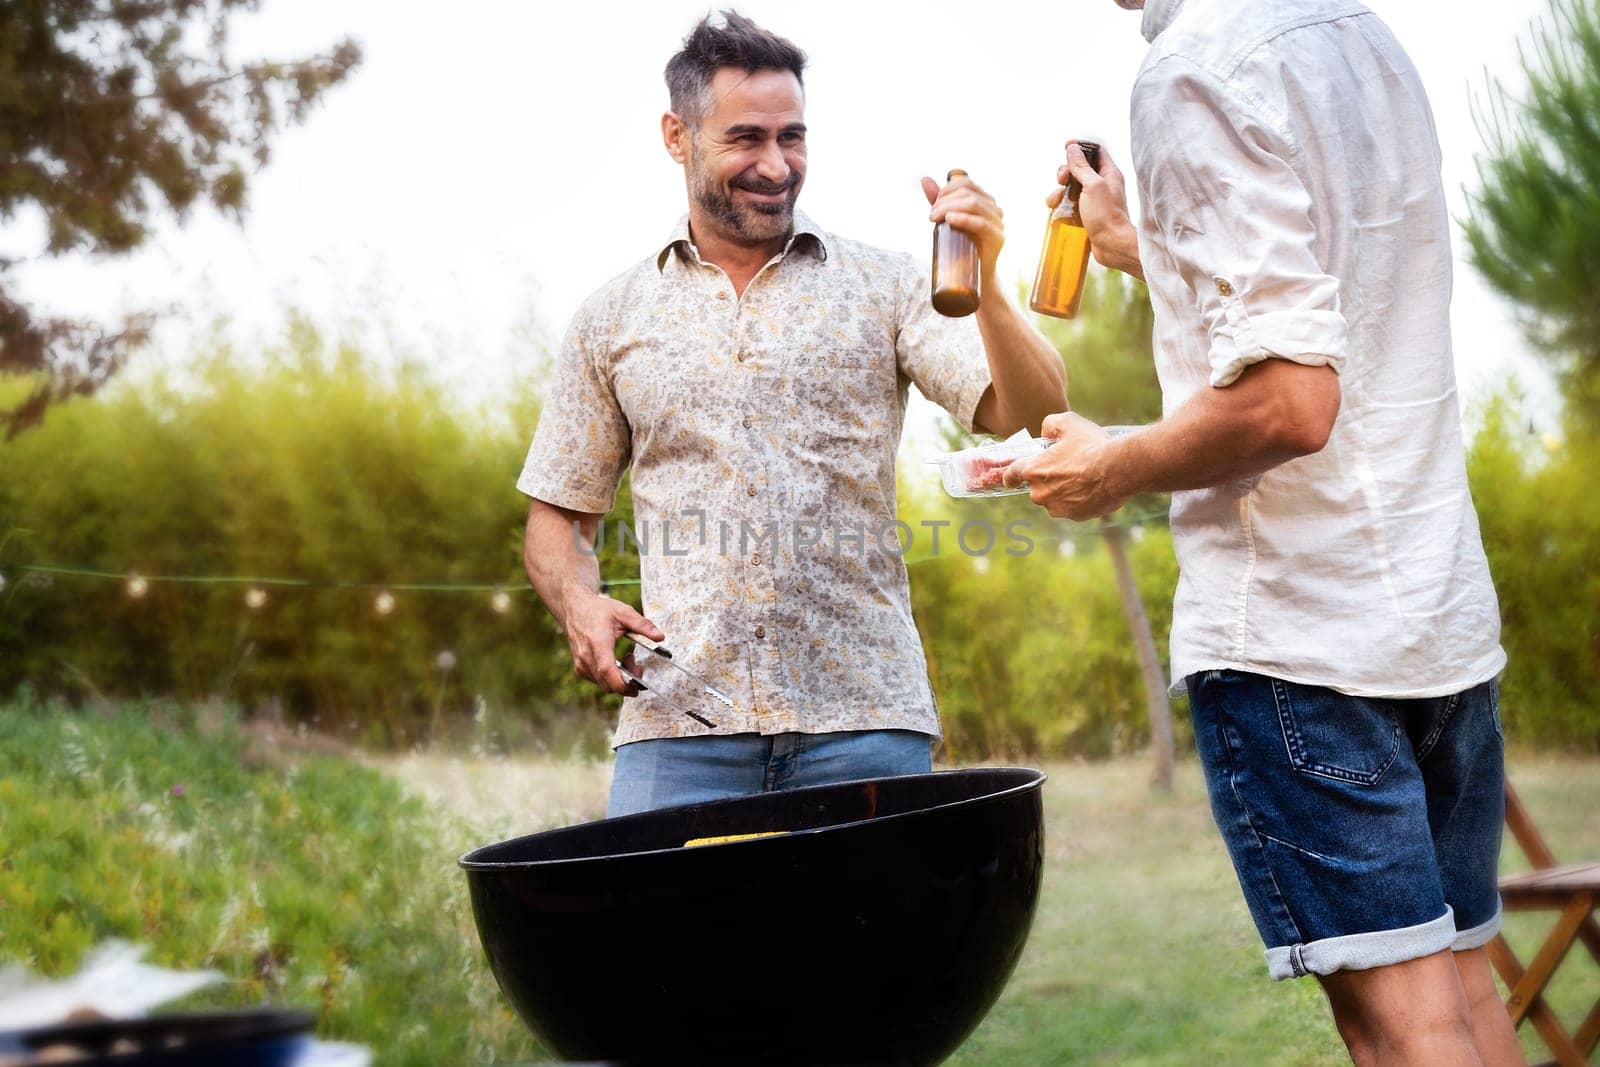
<box><xmin>2</xmin><ymin>507</ymin><xmax>1171</xmax><ymax>602</ymax></box>
<box><xmin>6</xmin><ymin>563</ymin><xmax>644</xmax><ymax>595</ymax></box>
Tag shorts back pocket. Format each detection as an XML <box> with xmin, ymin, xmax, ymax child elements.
<box><xmin>1270</xmin><ymin>678</ymin><xmax>1402</xmax><ymax>786</ymax></box>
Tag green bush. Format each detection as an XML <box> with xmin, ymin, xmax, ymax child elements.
<box><xmin>0</xmin><ymin>326</ymin><xmax>636</xmax><ymax>748</ymax></box>
<box><xmin>1467</xmin><ymin>393</ymin><xmax>1600</xmax><ymax>749</ymax></box>
<box><xmin>904</xmin><ymin>489</ymin><xmax>1184</xmax><ymax>762</ymax></box>
<box><xmin>2</xmin><ymin>329</ymin><xmax>1594</xmax><ymax>753</ymax></box>
<box><xmin>1</xmin><ymin>321</ymin><xmax>1191</xmax><ymax>757</ymax></box>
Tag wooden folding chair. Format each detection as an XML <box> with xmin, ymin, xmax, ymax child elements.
<box><xmin>1486</xmin><ymin>779</ymin><xmax>1600</xmax><ymax>1067</ymax></box>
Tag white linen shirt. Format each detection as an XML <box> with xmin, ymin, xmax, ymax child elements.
<box><xmin>1134</xmin><ymin>0</ymin><xmax>1505</xmax><ymax>696</ymax></box>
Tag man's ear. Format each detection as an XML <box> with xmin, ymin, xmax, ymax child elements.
<box><xmin>662</xmin><ymin>112</ymin><xmax>690</xmax><ymax>165</ymax></box>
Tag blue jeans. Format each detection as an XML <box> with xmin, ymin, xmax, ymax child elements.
<box><xmin>1187</xmin><ymin>670</ymin><xmax>1504</xmax><ymax>980</ymax></box>
<box><xmin>607</xmin><ymin>730</ymin><xmax>934</xmax><ymax>818</ymax></box>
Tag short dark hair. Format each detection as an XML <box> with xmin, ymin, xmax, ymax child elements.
<box><xmin>664</xmin><ymin>11</ymin><xmax>807</xmax><ymax>128</ymax></box>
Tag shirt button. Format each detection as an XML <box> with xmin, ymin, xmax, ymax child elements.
<box><xmin>742</xmin><ymin>415</ymin><xmax>754</xmax><ymax>429</ymax></box>
<box><xmin>717</xmin><ymin>290</ymin><xmax>728</xmax><ymax>299</ymax></box>
<box><xmin>747</xmin><ymin>484</ymin><xmax>758</xmax><ymax>496</ymax></box>
<box><xmin>1216</xmin><ymin>279</ymin><xmax>1235</xmax><ymax>297</ymax></box>
<box><xmin>755</xmin><ymin>625</ymin><xmax>766</xmax><ymax>638</ymax></box>
<box><xmin>750</xmin><ymin>554</ymin><xmax>761</xmax><ymax>566</ymax></box>
<box><xmin>737</xmin><ymin>352</ymin><xmax>748</xmax><ymax>363</ymax></box>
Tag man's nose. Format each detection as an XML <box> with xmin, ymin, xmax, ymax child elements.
<box><xmin>754</xmin><ymin>140</ymin><xmax>789</xmax><ymax>183</ymax></box>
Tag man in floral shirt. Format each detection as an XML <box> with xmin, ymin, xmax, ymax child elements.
<box><xmin>519</xmin><ymin>12</ymin><xmax>1066</xmax><ymax>816</ymax></box>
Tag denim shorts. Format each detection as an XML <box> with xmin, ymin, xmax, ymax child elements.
<box><xmin>1186</xmin><ymin>669</ymin><xmax>1504</xmax><ymax>980</ymax></box>
<box><xmin>607</xmin><ymin>729</ymin><xmax>934</xmax><ymax>818</ymax></box>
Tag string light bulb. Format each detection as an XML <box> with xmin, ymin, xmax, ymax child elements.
<box><xmin>490</xmin><ymin>588</ymin><xmax>512</xmax><ymax>614</ymax></box>
<box><xmin>0</xmin><ymin>571</ymin><xmax>7</xmax><ymax>594</ymax></box>
<box><xmin>126</xmin><ymin>572</ymin><xmax>149</xmax><ymax>599</ymax></box>
<box><xmin>373</xmin><ymin>590</ymin><xmax>396</xmax><ymax>616</ymax></box>
<box><xmin>435</xmin><ymin>649</ymin><xmax>458</xmax><ymax>672</ymax></box>
<box><xmin>244</xmin><ymin>587</ymin><xmax>268</xmax><ymax>610</ymax></box>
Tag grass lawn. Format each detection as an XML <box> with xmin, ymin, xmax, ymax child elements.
<box><xmin>0</xmin><ymin>698</ymin><xmax>540</xmax><ymax>1064</ymax></box>
<box><xmin>948</xmin><ymin>760</ymin><xmax>1345</xmax><ymax>1066</ymax></box>
<box><xmin>4</xmin><ymin>699</ymin><xmax>1597</xmax><ymax>1064</ymax></box>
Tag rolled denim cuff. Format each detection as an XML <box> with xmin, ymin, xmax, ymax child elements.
<box><xmin>1264</xmin><ymin>907</ymin><xmax>1457</xmax><ymax>981</ymax></box>
<box><xmin>1452</xmin><ymin>900</ymin><xmax>1503</xmax><ymax>952</ymax></box>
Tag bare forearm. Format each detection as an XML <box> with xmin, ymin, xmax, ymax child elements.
<box><xmin>973</xmin><ymin>283</ymin><xmax>1068</xmax><ymax>435</ymax></box>
<box><xmin>922</xmin><ymin>170</ymin><xmax>1067</xmax><ymax>435</ymax></box>
<box><xmin>524</xmin><ymin>499</ymin><xmax>662</xmax><ymax>693</ymax></box>
<box><xmin>523</xmin><ymin>500</ymin><xmax>602</xmax><ymax>627</ymax></box>
<box><xmin>1093</xmin><ymin>223</ymin><xmax>1145</xmax><ymax>281</ymax></box>
<box><xmin>1103</xmin><ymin>361</ymin><xmax>1340</xmax><ymax>498</ymax></box>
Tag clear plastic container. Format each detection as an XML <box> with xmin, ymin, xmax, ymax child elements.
<box><xmin>928</xmin><ymin>426</ymin><xmax>1139</xmax><ymax>499</ymax></box>
<box><xmin>928</xmin><ymin>435</ymin><xmax>1048</xmax><ymax>498</ymax></box>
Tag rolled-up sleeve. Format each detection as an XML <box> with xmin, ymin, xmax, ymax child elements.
<box><xmin>892</xmin><ymin>256</ymin><xmax>992</xmax><ymax>432</ymax></box>
<box><xmin>515</xmin><ymin>302</ymin><xmax>630</xmax><ymax>513</ymax></box>
<box><xmin>1132</xmin><ymin>57</ymin><xmax>1348</xmax><ymax>387</ymax></box>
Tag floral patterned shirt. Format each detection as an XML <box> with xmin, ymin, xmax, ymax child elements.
<box><xmin>518</xmin><ymin>211</ymin><xmax>993</xmax><ymax>747</ymax></box>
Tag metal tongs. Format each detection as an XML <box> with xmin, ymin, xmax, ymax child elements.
<box><xmin>615</xmin><ymin>632</ymin><xmax>733</xmax><ymax>729</ymax></box>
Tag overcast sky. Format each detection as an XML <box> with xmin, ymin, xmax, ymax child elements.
<box><xmin>5</xmin><ymin>0</ymin><xmax>1562</xmax><ymax>440</ymax></box>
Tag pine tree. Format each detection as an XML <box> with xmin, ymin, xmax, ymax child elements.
<box><xmin>1462</xmin><ymin>0</ymin><xmax>1600</xmax><ymax>422</ymax></box>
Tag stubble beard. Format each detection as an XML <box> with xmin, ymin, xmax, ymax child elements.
<box><xmin>690</xmin><ymin>159</ymin><xmax>798</xmax><ymax>244</ymax></box>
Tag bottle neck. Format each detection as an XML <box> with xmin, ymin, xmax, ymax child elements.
<box><xmin>1051</xmin><ymin>143</ymin><xmax>1100</xmax><ymax>223</ymax></box>
<box><xmin>1051</xmin><ymin>195</ymin><xmax>1083</xmax><ymax>224</ymax></box>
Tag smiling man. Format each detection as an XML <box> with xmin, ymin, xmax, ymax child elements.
<box><xmin>517</xmin><ymin>11</ymin><xmax>1065</xmax><ymax>817</ymax></box>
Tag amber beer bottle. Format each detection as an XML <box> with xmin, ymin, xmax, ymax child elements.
<box><xmin>931</xmin><ymin>169</ymin><xmax>980</xmax><ymax>317</ymax></box>
<box><xmin>1029</xmin><ymin>142</ymin><xmax>1101</xmax><ymax>319</ymax></box>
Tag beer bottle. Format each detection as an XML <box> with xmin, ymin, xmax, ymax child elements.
<box><xmin>931</xmin><ymin>169</ymin><xmax>980</xmax><ymax>317</ymax></box>
<box><xmin>1029</xmin><ymin>142</ymin><xmax>1101</xmax><ymax>319</ymax></box>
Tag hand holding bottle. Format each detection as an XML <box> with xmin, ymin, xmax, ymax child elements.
<box><xmin>1030</xmin><ymin>141</ymin><xmax>1099</xmax><ymax>319</ymax></box>
<box><xmin>924</xmin><ymin>170</ymin><xmax>1008</xmax><ymax>286</ymax></box>
<box><xmin>1048</xmin><ymin>140</ymin><xmax>1143</xmax><ymax>281</ymax></box>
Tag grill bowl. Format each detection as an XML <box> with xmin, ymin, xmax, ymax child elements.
<box><xmin>460</xmin><ymin>767</ymin><xmax>1046</xmax><ymax>1066</ymax></box>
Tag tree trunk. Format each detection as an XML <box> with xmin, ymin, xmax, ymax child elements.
<box><xmin>1102</xmin><ymin>522</ymin><xmax>1175</xmax><ymax>793</ymax></box>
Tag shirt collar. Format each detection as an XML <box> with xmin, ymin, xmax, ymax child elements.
<box><xmin>654</xmin><ymin>209</ymin><xmax>830</xmax><ymax>272</ymax></box>
<box><xmin>1141</xmin><ymin>0</ymin><xmax>1185</xmax><ymax>41</ymax></box>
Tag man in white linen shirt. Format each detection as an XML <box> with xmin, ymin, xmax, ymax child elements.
<box><xmin>1006</xmin><ymin>1</ymin><xmax>1517</xmax><ymax>1063</ymax></box>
